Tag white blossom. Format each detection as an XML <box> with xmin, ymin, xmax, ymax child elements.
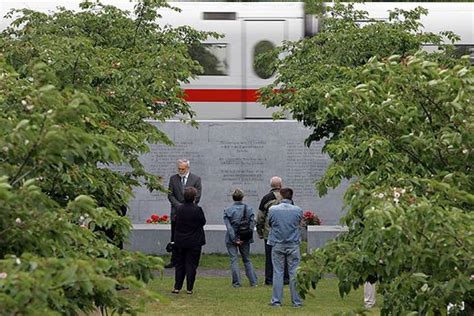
<box><xmin>0</xmin><ymin>272</ymin><xmax>7</xmax><ymax>279</ymax></box>
<box><xmin>462</xmin><ymin>149</ymin><xmax>469</xmax><ymax>154</ymax></box>
<box><xmin>21</xmin><ymin>100</ymin><xmax>27</xmax><ymax>106</ymax></box>
<box><xmin>393</xmin><ymin>192</ymin><xmax>400</xmax><ymax>198</ymax></box>
<box><xmin>15</xmin><ymin>258</ymin><xmax>21</xmax><ymax>265</ymax></box>
<box><xmin>15</xmin><ymin>218</ymin><xmax>21</xmax><ymax>224</ymax></box>
<box><xmin>377</xmin><ymin>193</ymin><xmax>385</xmax><ymax>199</ymax></box>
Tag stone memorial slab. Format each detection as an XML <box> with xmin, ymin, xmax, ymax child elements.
<box><xmin>127</xmin><ymin>120</ymin><xmax>348</xmax><ymax>225</ymax></box>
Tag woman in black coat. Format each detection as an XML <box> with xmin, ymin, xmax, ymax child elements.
<box><xmin>172</xmin><ymin>187</ymin><xmax>206</xmax><ymax>294</ymax></box>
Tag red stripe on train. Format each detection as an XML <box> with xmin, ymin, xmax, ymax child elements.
<box><xmin>183</xmin><ymin>89</ymin><xmax>260</xmax><ymax>102</ymax></box>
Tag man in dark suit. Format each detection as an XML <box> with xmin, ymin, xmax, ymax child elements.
<box><xmin>165</xmin><ymin>159</ymin><xmax>202</xmax><ymax>268</ymax></box>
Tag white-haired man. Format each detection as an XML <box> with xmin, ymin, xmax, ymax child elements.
<box><xmin>257</xmin><ymin>176</ymin><xmax>289</xmax><ymax>285</ymax></box>
<box><xmin>165</xmin><ymin>159</ymin><xmax>202</xmax><ymax>268</ymax></box>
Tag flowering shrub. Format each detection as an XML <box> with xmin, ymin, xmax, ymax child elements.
<box><xmin>146</xmin><ymin>214</ymin><xmax>170</xmax><ymax>224</ymax></box>
<box><xmin>303</xmin><ymin>211</ymin><xmax>321</xmax><ymax>225</ymax></box>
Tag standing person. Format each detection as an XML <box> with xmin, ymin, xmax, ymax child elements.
<box><xmin>172</xmin><ymin>187</ymin><xmax>206</xmax><ymax>294</ymax></box>
<box><xmin>223</xmin><ymin>188</ymin><xmax>258</xmax><ymax>288</ymax></box>
<box><xmin>256</xmin><ymin>176</ymin><xmax>288</xmax><ymax>285</ymax></box>
<box><xmin>166</xmin><ymin>159</ymin><xmax>202</xmax><ymax>269</ymax></box>
<box><xmin>364</xmin><ymin>282</ymin><xmax>376</xmax><ymax>309</ymax></box>
<box><xmin>267</xmin><ymin>188</ymin><xmax>303</xmax><ymax>308</ymax></box>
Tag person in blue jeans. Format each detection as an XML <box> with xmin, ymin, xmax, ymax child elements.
<box><xmin>267</xmin><ymin>187</ymin><xmax>304</xmax><ymax>307</ymax></box>
<box><xmin>223</xmin><ymin>188</ymin><xmax>258</xmax><ymax>288</ymax></box>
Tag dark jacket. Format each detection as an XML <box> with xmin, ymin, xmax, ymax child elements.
<box><xmin>174</xmin><ymin>202</ymin><xmax>206</xmax><ymax>249</ymax></box>
<box><xmin>168</xmin><ymin>172</ymin><xmax>202</xmax><ymax>219</ymax></box>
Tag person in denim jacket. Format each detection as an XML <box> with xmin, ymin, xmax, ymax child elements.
<box><xmin>267</xmin><ymin>187</ymin><xmax>304</xmax><ymax>307</ymax></box>
<box><xmin>223</xmin><ymin>188</ymin><xmax>258</xmax><ymax>288</ymax></box>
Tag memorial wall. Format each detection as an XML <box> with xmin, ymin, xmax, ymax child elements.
<box><xmin>127</xmin><ymin>120</ymin><xmax>348</xmax><ymax>225</ymax></box>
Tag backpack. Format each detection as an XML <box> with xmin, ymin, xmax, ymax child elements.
<box><xmin>257</xmin><ymin>191</ymin><xmax>283</xmax><ymax>239</ymax></box>
<box><xmin>263</xmin><ymin>191</ymin><xmax>283</xmax><ymax>213</ymax></box>
<box><xmin>237</xmin><ymin>205</ymin><xmax>253</xmax><ymax>241</ymax></box>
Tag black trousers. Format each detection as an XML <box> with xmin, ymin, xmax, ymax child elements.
<box><xmin>264</xmin><ymin>240</ymin><xmax>289</xmax><ymax>285</ymax></box>
<box><xmin>170</xmin><ymin>220</ymin><xmax>176</xmax><ymax>264</ymax></box>
<box><xmin>174</xmin><ymin>246</ymin><xmax>202</xmax><ymax>291</ymax></box>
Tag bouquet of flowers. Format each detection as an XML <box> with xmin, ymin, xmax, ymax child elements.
<box><xmin>303</xmin><ymin>211</ymin><xmax>321</xmax><ymax>225</ymax></box>
<box><xmin>146</xmin><ymin>213</ymin><xmax>170</xmax><ymax>224</ymax></box>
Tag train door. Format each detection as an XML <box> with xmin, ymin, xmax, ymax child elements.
<box><xmin>242</xmin><ymin>20</ymin><xmax>287</xmax><ymax>118</ymax></box>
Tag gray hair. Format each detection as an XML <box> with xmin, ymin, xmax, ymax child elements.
<box><xmin>270</xmin><ymin>176</ymin><xmax>282</xmax><ymax>189</ymax></box>
<box><xmin>177</xmin><ymin>159</ymin><xmax>190</xmax><ymax>167</ymax></box>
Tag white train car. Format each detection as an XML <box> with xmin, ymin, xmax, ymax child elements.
<box><xmin>158</xmin><ymin>2</ymin><xmax>305</xmax><ymax>119</ymax></box>
<box><xmin>1</xmin><ymin>1</ymin><xmax>473</xmax><ymax>119</ymax></box>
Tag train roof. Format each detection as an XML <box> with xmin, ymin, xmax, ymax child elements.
<box><xmin>1</xmin><ymin>1</ymin><xmax>472</xmax><ymax>43</ymax></box>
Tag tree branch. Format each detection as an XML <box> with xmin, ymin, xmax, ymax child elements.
<box><xmin>132</xmin><ymin>4</ymin><xmax>147</xmax><ymax>47</ymax></box>
<box><xmin>71</xmin><ymin>53</ymin><xmax>81</xmax><ymax>87</ymax></box>
<box><xmin>10</xmin><ymin>115</ymin><xmax>48</xmax><ymax>186</ymax></box>
<box><xmin>352</xmin><ymin>103</ymin><xmax>437</xmax><ymax>175</ymax></box>
<box><xmin>417</xmin><ymin>99</ymin><xmax>449</xmax><ymax>166</ymax></box>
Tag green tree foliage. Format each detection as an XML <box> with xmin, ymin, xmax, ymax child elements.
<box><xmin>0</xmin><ymin>0</ymin><xmax>214</xmax><ymax>314</ymax></box>
<box><xmin>261</xmin><ymin>1</ymin><xmax>473</xmax><ymax>314</ymax></box>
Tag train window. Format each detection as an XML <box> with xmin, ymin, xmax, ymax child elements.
<box><xmin>453</xmin><ymin>45</ymin><xmax>474</xmax><ymax>64</ymax></box>
<box><xmin>253</xmin><ymin>40</ymin><xmax>276</xmax><ymax>79</ymax></box>
<box><xmin>202</xmin><ymin>12</ymin><xmax>236</xmax><ymax>21</ymax></box>
<box><xmin>189</xmin><ymin>43</ymin><xmax>229</xmax><ymax>76</ymax></box>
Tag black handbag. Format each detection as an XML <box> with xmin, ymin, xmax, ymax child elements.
<box><xmin>237</xmin><ymin>205</ymin><xmax>253</xmax><ymax>241</ymax></box>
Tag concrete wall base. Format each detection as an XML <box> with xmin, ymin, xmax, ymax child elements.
<box><xmin>125</xmin><ymin>224</ymin><xmax>348</xmax><ymax>255</ymax></box>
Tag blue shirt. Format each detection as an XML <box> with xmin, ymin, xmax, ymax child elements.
<box><xmin>223</xmin><ymin>202</ymin><xmax>255</xmax><ymax>244</ymax></box>
<box><xmin>267</xmin><ymin>199</ymin><xmax>303</xmax><ymax>246</ymax></box>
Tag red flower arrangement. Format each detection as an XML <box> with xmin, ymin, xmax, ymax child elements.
<box><xmin>146</xmin><ymin>213</ymin><xmax>170</xmax><ymax>224</ymax></box>
<box><xmin>303</xmin><ymin>211</ymin><xmax>321</xmax><ymax>225</ymax></box>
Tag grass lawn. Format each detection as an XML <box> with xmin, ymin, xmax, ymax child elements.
<box><xmin>135</xmin><ymin>254</ymin><xmax>381</xmax><ymax>315</ymax></box>
<box><xmin>160</xmin><ymin>253</ymin><xmax>266</xmax><ymax>270</ymax></box>
<box><xmin>144</xmin><ymin>276</ymin><xmax>380</xmax><ymax>316</ymax></box>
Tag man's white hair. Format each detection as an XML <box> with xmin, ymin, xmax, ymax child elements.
<box><xmin>177</xmin><ymin>159</ymin><xmax>190</xmax><ymax>167</ymax></box>
<box><xmin>270</xmin><ymin>176</ymin><xmax>282</xmax><ymax>189</ymax></box>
